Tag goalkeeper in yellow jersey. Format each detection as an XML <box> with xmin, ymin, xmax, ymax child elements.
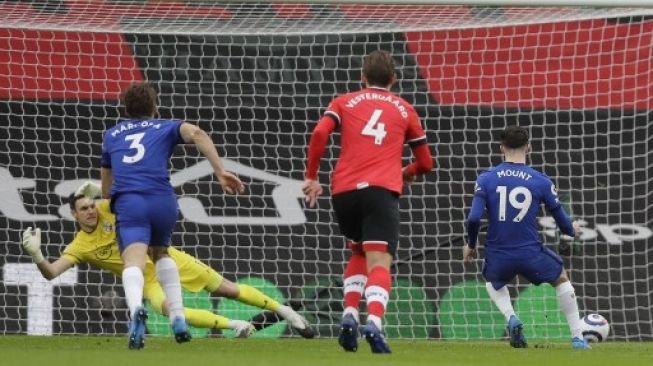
<box><xmin>20</xmin><ymin>182</ymin><xmax>314</xmax><ymax>338</ymax></box>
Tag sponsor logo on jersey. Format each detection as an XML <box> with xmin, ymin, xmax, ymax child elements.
<box><xmin>95</xmin><ymin>247</ymin><xmax>112</xmax><ymax>260</ymax></box>
<box><xmin>103</xmin><ymin>222</ymin><xmax>114</xmax><ymax>233</ymax></box>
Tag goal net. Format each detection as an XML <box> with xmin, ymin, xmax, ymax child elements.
<box><xmin>1</xmin><ymin>0</ymin><xmax>652</xmax><ymax>341</ymax></box>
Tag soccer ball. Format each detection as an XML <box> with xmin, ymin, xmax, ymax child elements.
<box><xmin>581</xmin><ymin>314</ymin><xmax>610</xmax><ymax>342</ymax></box>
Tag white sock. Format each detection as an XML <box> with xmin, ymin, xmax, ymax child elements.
<box><xmin>342</xmin><ymin>273</ymin><xmax>366</xmax><ymax>322</ymax></box>
<box><xmin>276</xmin><ymin>304</ymin><xmax>294</xmax><ymax>320</ymax></box>
<box><xmin>485</xmin><ymin>282</ymin><xmax>516</xmax><ymax>321</ymax></box>
<box><xmin>276</xmin><ymin>305</ymin><xmax>307</xmax><ymax>330</ymax></box>
<box><xmin>556</xmin><ymin>281</ymin><xmax>583</xmax><ymax>338</ymax></box>
<box><xmin>367</xmin><ymin>314</ymin><xmax>382</xmax><ymax>330</ymax></box>
<box><xmin>343</xmin><ymin>307</ymin><xmax>359</xmax><ymax>322</ymax></box>
<box><xmin>228</xmin><ymin>320</ymin><xmax>251</xmax><ymax>330</ymax></box>
<box><xmin>155</xmin><ymin>257</ymin><xmax>185</xmax><ymax>322</ymax></box>
<box><xmin>122</xmin><ymin>266</ymin><xmax>144</xmax><ymax>318</ymax></box>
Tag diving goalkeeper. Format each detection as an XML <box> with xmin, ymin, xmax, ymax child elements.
<box><xmin>21</xmin><ymin>181</ymin><xmax>314</xmax><ymax>338</ymax></box>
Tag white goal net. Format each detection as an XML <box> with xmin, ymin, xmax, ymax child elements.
<box><xmin>1</xmin><ymin>0</ymin><xmax>652</xmax><ymax>341</ymax></box>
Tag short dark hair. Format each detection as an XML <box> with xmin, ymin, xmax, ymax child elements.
<box><xmin>362</xmin><ymin>50</ymin><xmax>395</xmax><ymax>87</ymax></box>
<box><xmin>122</xmin><ymin>82</ymin><xmax>158</xmax><ymax>118</ymax></box>
<box><xmin>69</xmin><ymin>194</ymin><xmax>87</xmax><ymax>211</ymax></box>
<box><xmin>501</xmin><ymin>126</ymin><xmax>529</xmax><ymax>149</ymax></box>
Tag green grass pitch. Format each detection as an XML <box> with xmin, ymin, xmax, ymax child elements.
<box><xmin>1</xmin><ymin>336</ymin><xmax>652</xmax><ymax>366</ymax></box>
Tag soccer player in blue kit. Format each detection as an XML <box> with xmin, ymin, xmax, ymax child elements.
<box><xmin>101</xmin><ymin>82</ymin><xmax>245</xmax><ymax>349</ymax></box>
<box><xmin>464</xmin><ymin>126</ymin><xmax>590</xmax><ymax>350</ymax></box>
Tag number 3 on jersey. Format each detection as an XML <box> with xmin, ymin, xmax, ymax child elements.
<box><xmin>123</xmin><ymin>132</ymin><xmax>146</xmax><ymax>163</ymax></box>
<box><xmin>496</xmin><ymin>185</ymin><xmax>532</xmax><ymax>222</ymax></box>
<box><xmin>362</xmin><ymin>109</ymin><xmax>387</xmax><ymax>145</ymax></box>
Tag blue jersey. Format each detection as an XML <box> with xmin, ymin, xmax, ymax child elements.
<box><xmin>101</xmin><ymin>119</ymin><xmax>183</xmax><ymax>197</ymax></box>
<box><xmin>467</xmin><ymin>162</ymin><xmax>572</xmax><ymax>259</ymax></box>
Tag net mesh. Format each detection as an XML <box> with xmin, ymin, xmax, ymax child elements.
<box><xmin>1</xmin><ymin>0</ymin><xmax>652</xmax><ymax>341</ymax></box>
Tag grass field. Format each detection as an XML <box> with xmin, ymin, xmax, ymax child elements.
<box><xmin>1</xmin><ymin>336</ymin><xmax>652</xmax><ymax>366</ymax></box>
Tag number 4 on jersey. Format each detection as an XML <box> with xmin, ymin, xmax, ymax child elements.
<box><xmin>362</xmin><ymin>109</ymin><xmax>387</xmax><ymax>145</ymax></box>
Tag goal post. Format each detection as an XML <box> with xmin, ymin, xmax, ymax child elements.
<box><xmin>1</xmin><ymin>0</ymin><xmax>652</xmax><ymax>341</ymax></box>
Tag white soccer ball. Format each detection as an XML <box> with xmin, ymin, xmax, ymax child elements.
<box><xmin>581</xmin><ymin>313</ymin><xmax>610</xmax><ymax>342</ymax></box>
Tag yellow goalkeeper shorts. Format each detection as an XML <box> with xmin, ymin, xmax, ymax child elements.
<box><xmin>144</xmin><ymin>247</ymin><xmax>224</xmax><ymax>312</ymax></box>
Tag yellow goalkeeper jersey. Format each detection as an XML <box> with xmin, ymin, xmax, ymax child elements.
<box><xmin>62</xmin><ymin>199</ymin><xmax>222</xmax><ymax>293</ymax></box>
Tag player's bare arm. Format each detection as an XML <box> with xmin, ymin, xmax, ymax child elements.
<box><xmin>302</xmin><ymin>179</ymin><xmax>323</xmax><ymax>208</ymax></box>
<box><xmin>572</xmin><ymin>221</ymin><xmax>582</xmax><ymax>237</ymax></box>
<box><xmin>36</xmin><ymin>257</ymin><xmax>75</xmax><ymax>281</ymax></box>
<box><xmin>180</xmin><ymin>122</ymin><xmax>244</xmax><ymax>194</ymax></box>
<box><xmin>463</xmin><ymin>244</ymin><xmax>477</xmax><ymax>263</ymax></box>
<box><xmin>402</xmin><ymin>168</ymin><xmax>416</xmax><ymax>184</ymax></box>
<box><xmin>21</xmin><ymin>227</ymin><xmax>75</xmax><ymax>280</ymax></box>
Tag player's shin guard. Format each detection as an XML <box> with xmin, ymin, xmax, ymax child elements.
<box><xmin>122</xmin><ymin>266</ymin><xmax>145</xmax><ymax>318</ymax></box>
<box><xmin>556</xmin><ymin>281</ymin><xmax>583</xmax><ymax>338</ymax></box>
<box><xmin>343</xmin><ymin>244</ymin><xmax>367</xmax><ymax>320</ymax></box>
<box><xmin>364</xmin><ymin>266</ymin><xmax>391</xmax><ymax>329</ymax></box>
<box><xmin>485</xmin><ymin>283</ymin><xmax>516</xmax><ymax>321</ymax></box>
<box><xmin>155</xmin><ymin>257</ymin><xmax>185</xmax><ymax>322</ymax></box>
<box><xmin>236</xmin><ymin>284</ymin><xmax>280</xmax><ymax>311</ymax></box>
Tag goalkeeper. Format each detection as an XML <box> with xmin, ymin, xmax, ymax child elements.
<box><xmin>21</xmin><ymin>181</ymin><xmax>314</xmax><ymax>338</ymax></box>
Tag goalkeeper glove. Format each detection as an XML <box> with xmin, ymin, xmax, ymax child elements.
<box><xmin>75</xmin><ymin>180</ymin><xmax>102</xmax><ymax>199</ymax></box>
<box><xmin>22</xmin><ymin>227</ymin><xmax>44</xmax><ymax>263</ymax></box>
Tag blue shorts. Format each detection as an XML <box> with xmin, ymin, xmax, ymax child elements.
<box><xmin>113</xmin><ymin>193</ymin><xmax>178</xmax><ymax>251</ymax></box>
<box><xmin>483</xmin><ymin>246</ymin><xmax>563</xmax><ymax>290</ymax></box>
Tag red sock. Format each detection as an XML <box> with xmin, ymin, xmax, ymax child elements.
<box><xmin>343</xmin><ymin>243</ymin><xmax>367</xmax><ymax>311</ymax></box>
<box><xmin>365</xmin><ymin>266</ymin><xmax>392</xmax><ymax>319</ymax></box>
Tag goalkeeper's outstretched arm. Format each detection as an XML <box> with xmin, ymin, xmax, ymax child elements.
<box><xmin>22</xmin><ymin>181</ymin><xmax>101</xmax><ymax>280</ymax></box>
<box><xmin>21</xmin><ymin>227</ymin><xmax>74</xmax><ymax>280</ymax></box>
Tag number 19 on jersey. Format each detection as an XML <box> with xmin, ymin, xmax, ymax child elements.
<box><xmin>496</xmin><ymin>185</ymin><xmax>532</xmax><ymax>222</ymax></box>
